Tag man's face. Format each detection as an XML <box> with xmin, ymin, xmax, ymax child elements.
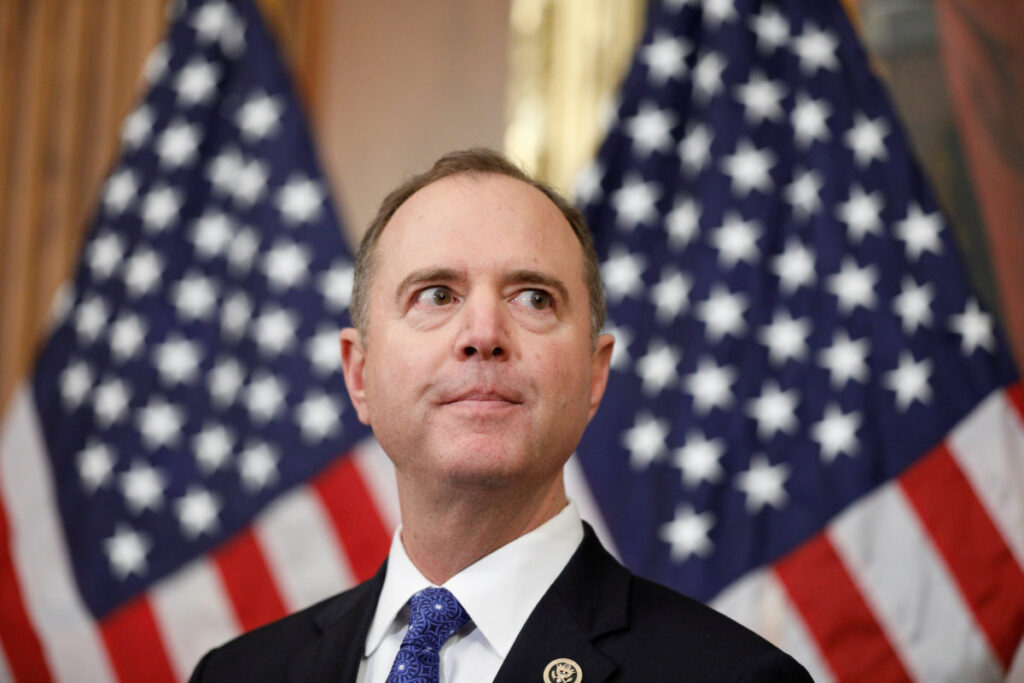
<box><xmin>340</xmin><ymin>173</ymin><xmax>613</xmax><ymax>491</ymax></box>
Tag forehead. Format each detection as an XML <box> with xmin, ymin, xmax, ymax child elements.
<box><xmin>373</xmin><ymin>173</ymin><xmax>586</xmax><ymax>285</ymax></box>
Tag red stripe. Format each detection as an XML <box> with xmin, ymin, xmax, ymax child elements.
<box><xmin>213</xmin><ymin>527</ymin><xmax>288</xmax><ymax>632</ymax></box>
<box><xmin>1007</xmin><ymin>382</ymin><xmax>1024</xmax><ymax>425</ymax></box>
<box><xmin>99</xmin><ymin>594</ymin><xmax>176</xmax><ymax>683</ymax></box>
<box><xmin>775</xmin><ymin>534</ymin><xmax>912</xmax><ymax>682</ymax></box>
<box><xmin>901</xmin><ymin>443</ymin><xmax>1024</xmax><ymax>669</ymax></box>
<box><xmin>0</xmin><ymin>492</ymin><xmax>52</xmax><ymax>682</ymax></box>
<box><xmin>312</xmin><ymin>454</ymin><xmax>390</xmax><ymax>581</ymax></box>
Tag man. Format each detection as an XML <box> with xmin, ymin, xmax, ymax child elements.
<box><xmin>191</xmin><ymin>149</ymin><xmax>812</xmax><ymax>682</ymax></box>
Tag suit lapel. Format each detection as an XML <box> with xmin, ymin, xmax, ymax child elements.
<box><xmin>494</xmin><ymin>525</ymin><xmax>629</xmax><ymax>683</ymax></box>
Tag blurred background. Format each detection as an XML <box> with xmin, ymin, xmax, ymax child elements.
<box><xmin>1</xmin><ymin>0</ymin><xmax>1021</xmax><ymax>415</ymax></box>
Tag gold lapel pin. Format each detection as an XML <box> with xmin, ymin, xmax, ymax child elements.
<box><xmin>543</xmin><ymin>658</ymin><xmax>582</xmax><ymax>683</ymax></box>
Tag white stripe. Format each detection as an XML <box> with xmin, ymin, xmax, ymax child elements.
<box><xmin>711</xmin><ymin>568</ymin><xmax>834</xmax><ymax>683</ymax></box>
<box><xmin>1009</xmin><ymin>637</ymin><xmax>1024</xmax><ymax>683</ymax></box>
<box><xmin>255</xmin><ymin>486</ymin><xmax>356</xmax><ymax>611</ymax></box>
<box><xmin>349</xmin><ymin>438</ymin><xmax>400</xmax><ymax>531</ymax></box>
<box><xmin>0</xmin><ymin>388</ymin><xmax>115</xmax><ymax>682</ymax></box>
<box><xmin>829</xmin><ymin>483</ymin><xmax>1001</xmax><ymax>683</ymax></box>
<box><xmin>149</xmin><ymin>560</ymin><xmax>239</xmax><ymax>680</ymax></box>
<box><xmin>0</xmin><ymin>639</ymin><xmax>14</xmax><ymax>683</ymax></box>
<box><xmin>948</xmin><ymin>390</ymin><xmax>1024</xmax><ymax>568</ymax></box>
<box><xmin>564</xmin><ymin>454</ymin><xmax>619</xmax><ymax>559</ymax></box>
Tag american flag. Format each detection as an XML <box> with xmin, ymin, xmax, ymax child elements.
<box><xmin>0</xmin><ymin>1</ymin><xmax>399</xmax><ymax>680</ymax></box>
<box><xmin>572</xmin><ymin>0</ymin><xmax>1024</xmax><ymax>680</ymax></box>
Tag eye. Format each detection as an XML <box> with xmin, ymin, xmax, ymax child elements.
<box><xmin>514</xmin><ymin>289</ymin><xmax>552</xmax><ymax>311</ymax></box>
<box><xmin>416</xmin><ymin>286</ymin><xmax>456</xmax><ymax>306</ymax></box>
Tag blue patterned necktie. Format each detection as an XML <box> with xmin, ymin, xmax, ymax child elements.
<box><xmin>386</xmin><ymin>587</ymin><xmax>470</xmax><ymax>683</ymax></box>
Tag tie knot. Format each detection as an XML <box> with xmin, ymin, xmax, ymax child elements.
<box><xmin>405</xmin><ymin>587</ymin><xmax>470</xmax><ymax>651</ymax></box>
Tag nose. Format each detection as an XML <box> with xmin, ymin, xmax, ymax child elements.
<box><xmin>455</xmin><ymin>292</ymin><xmax>510</xmax><ymax>361</ymax></box>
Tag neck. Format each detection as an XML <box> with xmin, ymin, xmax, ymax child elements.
<box><xmin>395</xmin><ymin>472</ymin><xmax>568</xmax><ymax>585</ymax></box>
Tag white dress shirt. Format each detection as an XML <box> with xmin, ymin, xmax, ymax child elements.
<box><xmin>357</xmin><ymin>503</ymin><xmax>585</xmax><ymax>683</ymax></box>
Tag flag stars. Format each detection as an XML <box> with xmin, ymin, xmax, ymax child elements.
<box><xmin>237</xmin><ymin>91</ymin><xmax>283</xmax><ymax>141</ymax></box>
<box><xmin>105</xmin><ymin>525</ymin><xmax>151</xmax><ymax>579</ymax></box>
<box><xmin>141</xmin><ymin>184</ymin><xmax>184</xmax><ymax>232</ymax></box>
<box><xmin>626</xmin><ymin>103</ymin><xmax>677</xmax><ymax>156</ymax></box>
<box><xmin>221</xmin><ymin>291</ymin><xmax>253</xmax><ymax>339</ymax></box>
<box><xmin>845</xmin><ymin>113</ymin><xmax>889</xmax><ymax>167</ymax></box>
<box><xmin>252</xmin><ymin>307</ymin><xmax>298</xmax><ymax>355</ymax></box>
<box><xmin>104</xmin><ymin>168</ymin><xmax>138</xmax><ymax>214</ymax></box>
<box><xmin>722</xmin><ymin>140</ymin><xmax>775</xmax><ymax>196</ymax></box>
<box><xmin>87</xmin><ymin>233</ymin><xmax>125</xmax><ymax>279</ymax></box>
<box><xmin>144</xmin><ymin>42</ymin><xmax>168</xmax><ymax>84</ymax></box>
<box><xmin>174</xmin><ymin>58</ymin><xmax>219</xmax><ymax>106</ymax></box>
<box><xmin>611</xmin><ymin>175</ymin><xmax>661</xmax><ymax>229</ymax></box>
<box><xmin>191</xmin><ymin>0</ymin><xmax>243</xmax><ymax>54</ymax></box>
<box><xmin>622</xmin><ymin>412</ymin><xmax>670</xmax><ymax>470</ymax></box>
<box><xmin>263</xmin><ymin>241</ymin><xmax>311</xmax><ymax>290</ymax></box>
<box><xmin>772</xmin><ymin>239</ymin><xmax>816</xmax><ymax>294</ymax></box>
<box><xmin>812</xmin><ymin>404</ymin><xmax>861</xmax><ymax>463</ymax></box>
<box><xmin>94</xmin><ymin>377</ymin><xmax>131</xmax><ymax>426</ymax></box>
<box><xmin>678</xmin><ymin>123</ymin><xmax>712</xmax><ymax>175</ymax></box>
<box><xmin>666</xmin><ymin>197</ymin><xmax>700</xmax><ymax>249</ymax></box>
<box><xmin>155</xmin><ymin>336</ymin><xmax>202</xmax><ymax>385</ymax></box>
<box><xmin>885</xmin><ymin>352</ymin><xmax>933</xmax><ymax>410</ymax></box>
<box><xmin>233</xmin><ymin>158</ymin><xmax>269</xmax><ymax>206</ymax></box>
<box><xmin>710</xmin><ymin>211</ymin><xmax>761</xmax><ymax>267</ymax></box>
<box><xmin>640</xmin><ymin>33</ymin><xmax>691</xmax><ymax>83</ymax></box>
<box><xmin>894</xmin><ymin>277</ymin><xmax>935</xmax><ymax>334</ymax></box>
<box><xmin>672</xmin><ymin>430</ymin><xmax>725</xmax><ymax>487</ymax></box>
<box><xmin>228</xmin><ymin>228</ymin><xmax>260</xmax><ymax>274</ymax></box>
<box><xmin>735</xmin><ymin>71</ymin><xmax>785</xmax><ymax>124</ymax></box>
<box><xmin>239</xmin><ymin>443</ymin><xmax>280</xmax><ymax>492</ymax></box>
<box><xmin>156</xmin><ymin>119</ymin><xmax>201</xmax><ymax>168</ymax></box>
<box><xmin>827</xmin><ymin>258</ymin><xmax>878</xmax><ymax>313</ymax></box>
<box><xmin>896</xmin><ymin>204</ymin><xmax>943</xmax><ymax>261</ymax></box>
<box><xmin>792</xmin><ymin>23</ymin><xmax>840</xmax><ymax>74</ymax></box>
<box><xmin>837</xmin><ymin>185</ymin><xmax>883</xmax><ymax>242</ymax></box>
<box><xmin>574</xmin><ymin>162</ymin><xmax>604</xmax><ymax>205</ymax></box>
<box><xmin>78</xmin><ymin>442</ymin><xmax>116</xmax><ymax>493</ymax></box>
<box><xmin>693</xmin><ymin>51</ymin><xmax>726</xmax><ymax>101</ymax></box>
<box><xmin>61</xmin><ymin>360</ymin><xmax>94</xmax><ymax>408</ymax></box>
<box><xmin>123</xmin><ymin>249</ymin><xmax>163</xmax><ymax>297</ymax></box>
<box><xmin>176</xmin><ymin>487</ymin><xmax>222</xmax><ymax>539</ymax></box>
<box><xmin>194</xmin><ymin>424</ymin><xmax>234</xmax><ymax>474</ymax></box>
<box><xmin>750</xmin><ymin>6</ymin><xmax>789</xmax><ymax>52</ymax></box>
<box><xmin>208</xmin><ymin>147</ymin><xmax>244</xmax><ymax>196</ymax></box>
<box><xmin>950</xmin><ymin>299</ymin><xmax>995</xmax><ymax>354</ymax></box>
<box><xmin>636</xmin><ymin>340</ymin><xmax>682</xmax><ymax>395</ymax></box>
<box><xmin>297</xmin><ymin>392</ymin><xmax>342</xmax><ymax>442</ymax></box>
<box><xmin>120</xmin><ymin>461</ymin><xmax>168</xmax><ymax>513</ymax></box>
<box><xmin>308</xmin><ymin>328</ymin><xmax>343</xmax><ymax>375</ymax></box>
<box><xmin>818</xmin><ymin>330</ymin><xmax>870</xmax><ymax>388</ymax></box>
<box><xmin>137</xmin><ymin>399</ymin><xmax>185</xmax><ymax>449</ymax></box>
<box><xmin>747</xmin><ymin>381</ymin><xmax>799</xmax><ymax>440</ymax></box>
<box><xmin>319</xmin><ymin>262</ymin><xmax>355</xmax><ymax>311</ymax></box>
<box><xmin>697</xmin><ymin>286</ymin><xmax>748</xmax><ymax>341</ymax></box>
<box><xmin>784</xmin><ymin>168</ymin><xmax>824</xmax><ymax>220</ymax></box>
<box><xmin>759</xmin><ymin>311</ymin><xmax>811</xmax><ymax>365</ymax></box>
<box><xmin>791</xmin><ymin>94</ymin><xmax>831</xmax><ymax>148</ymax></box>
<box><xmin>276</xmin><ymin>175</ymin><xmax>324</xmax><ymax>225</ymax></box>
<box><xmin>173</xmin><ymin>272</ymin><xmax>217</xmax><ymax>320</ymax></box>
<box><xmin>606</xmin><ymin>323</ymin><xmax>634</xmax><ymax>372</ymax></box>
<box><xmin>75</xmin><ymin>295</ymin><xmax>109</xmax><ymax>343</ymax></box>
<box><xmin>601</xmin><ymin>247</ymin><xmax>646</xmax><ymax>303</ymax></box>
<box><xmin>703</xmin><ymin>0</ymin><xmax>738</xmax><ymax>29</ymax></box>
<box><xmin>735</xmin><ymin>455</ymin><xmax>790</xmax><ymax>513</ymax></box>
<box><xmin>210</xmin><ymin>357</ymin><xmax>245</xmax><ymax>407</ymax></box>
<box><xmin>660</xmin><ymin>505</ymin><xmax>715</xmax><ymax>562</ymax></box>
<box><xmin>245</xmin><ymin>373</ymin><xmax>286</xmax><ymax>422</ymax></box>
<box><xmin>650</xmin><ymin>268</ymin><xmax>692</xmax><ymax>324</ymax></box>
<box><xmin>191</xmin><ymin>210</ymin><xmax>235</xmax><ymax>258</ymax></box>
<box><xmin>684</xmin><ymin>357</ymin><xmax>736</xmax><ymax>414</ymax></box>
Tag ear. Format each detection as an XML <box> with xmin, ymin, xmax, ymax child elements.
<box><xmin>339</xmin><ymin>327</ymin><xmax>371</xmax><ymax>425</ymax></box>
<box><xmin>587</xmin><ymin>333</ymin><xmax>615</xmax><ymax>420</ymax></box>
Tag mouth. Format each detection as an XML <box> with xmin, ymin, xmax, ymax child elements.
<box><xmin>439</xmin><ymin>388</ymin><xmax>524</xmax><ymax>408</ymax></box>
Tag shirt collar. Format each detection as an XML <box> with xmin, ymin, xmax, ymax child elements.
<box><xmin>363</xmin><ymin>502</ymin><xmax>584</xmax><ymax>658</ymax></box>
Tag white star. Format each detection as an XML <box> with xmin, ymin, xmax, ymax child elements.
<box><xmin>263</xmin><ymin>241</ymin><xmax>310</xmax><ymax>290</ymax></box>
<box><xmin>894</xmin><ymin>277</ymin><xmax>935</xmax><ymax>334</ymax></box>
<box><xmin>784</xmin><ymin>168</ymin><xmax>823</xmax><ymax>220</ymax></box>
<box><xmin>233</xmin><ymin>158</ymin><xmax>269</xmax><ymax>206</ymax></box>
<box><xmin>684</xmin><ymin>357</ymin><xmax>736</xmax><ymax>414</ymax></box>
<box><xmin>735</xmin><ymin>455</ymin><xmax>790</xmax><ymax>513</ymax></box>
<box><xmin>736</xmin><ymin>71</ymin><xmax>785</xmax><ymax>124</ymax></box>
<box><xmin>884</xmin><ymin>351</ymin><xmax>933</xmax><ymax>410</ymax></box>
<box><xmin>123</xmin><ymin>249</ymin><xmax>163</xmax><ymax>297</ymax></box>
<box><xmin>611</xmin><ymin>175</ymin><xmax>660</xmax><ymax>229</ymax></box>
<box><xmin>172</xmin><ymin>272</ymin><xmax>217</xmax><ymax>320</ymax></box>
<box><xmin>818</xmin><ymin>330</ymin><xmax>870</xmax><ymax>388</ymax></box>
<box><xmin>237</xmin><ymin>91</ymin><xmax>283</xmax><ymax>141</ymax></box>
<box><xmin>641</xmin><ymin>33</ymin><xmax>690</xmax><ymax>83</ymax></box>
<box><xmin>174</xmin><ymin>58</ymin><xmax>219</xmax><ymax>105</ymax></box>
<box><xmin>622</xmin><ymin>412</ymin><xmax>670</xmax><ymax>470</ymax></box>
<box><xmin>121</xmin><ymin>105</ymin><xmax>154</xmax><ymax>148</ymax></box>
<box><xmin>574</xmin><ymin>162</ymin><xmax>603</xmax><ymax>205</ymax></box>
<box><xmin>74</xmin><ymin>295</ymin><xmax>108</xmax><ymax>343</ymax></box>
<box><xmin>319</xmin><ymin>262</ymin><xmax>354</xmax><ymax>311</ymax></box>
<box><xmin>191</xmin><ymin>210</ymin><xmax>234</xmax><ymax>258</ymax></box>
<box><xmin>678</xmin><ymin>123</ymin><xmax>712</xmax><ymax>175</ymax></box>
<box><xmin>194</xmin><ymin>424</ymin><xmax>234</xmax><ymax>474</ymax></box>
<box><xmin>601</xmin><ymin>247</ymin><xmax>646</xmax><ymax>303</ymax></box>
<box><xmin>672</xmin><ymin>430</ymin><xmax>725</xmax><ymax>487</ymax></box>
<box><xmin>812</xmin><ymin>404</ymin><xmax>861</xmax><ymax>463</ymax></box>
<box><xmin>650</xmin><ymin>268</ymin><xmax>692</xmax><ymax>324</ymax></box>
<box><xmin>144</xmin><ymin>42</ymin><xmax>168</xmax><ymax>84</ymax></box>
<box><xmin>693</xmin><ymin>51</ymin><xmax>726</xmax><ymax>102</ymax></box>
<box><xmin>94</xmin><ymin>377</ymin><xmax>131</xmax><ymax>426</ymax></box>
<box><xmin>120</xmin><ymin>461</ymin><xmax>168</xmax><ymax>513</ymax></box>
<box><xmin>845</xmin><ymin>113</ymin><xmax>889</xmax><ymax>167</ymax></box>
<box><xmin>722</xmin><ymin>139</ymin><xmax>775</xmax><ymax>196</ymax></box>
<box><xmin>750</xmin><ymin>6</ymin><xmax>789</xmax><ymax>52</ymax></box>
<box><xmin>239</xmin><ymin>443</ymin><xmax>279</xmax><ymax>492</ymax></box>
<box><xmin>191</xmin><ymin>1</ymin><xmax>233</xmax><ymax>44</ymax></box>
<box><xmin>710</xmin><ymin>211</ymin><xmax>761</xmax><ymax>267</ymax></box>
<box><xmin>747</xmin><ymin>381</ymin><xmax>799</xmax><ymax>440</ymax></box>
<box><xmin>758</xmin><ymin>311</ymin><xmax>811</xmax><ymax>365</ymax></box>
<box><xmin>837</xmin><ymin>185</ymin><xmax>883</xmax><ymax>242</ymax></box>
<box><xmin>308</xmin><ymin>328</ymin><xmax>342</xmax><ymax>375</ymax></box>
<box><xmin>252</xmin><ymin>307</ymin><xmax>298</xmax><ymax>355</ymax></box>
<box><xmin>949</xmin><ymin>299</ymin><xmax>995</xmax><ymax>354</ymax></box>
<box><xmin>156</xmin><ymin>119</ymin><xmax>200</xmax><ymax>167</ymax></box>
<box><xmin>207</xmin><ymin>147</ymin><xmax>243</xmax><ymax>196</ymax></box>
<box><xmin>895</xmin><ymin>203</ymin><xmax>943</xmax><ymax>261</ymax></box>
<box><xmin>141</xmin><ymin>184</ymin><xmax>184</xmax><ymax>232</ymax></box>
<box><xmin>659</xmin><ymin>505</ymin><xmax>715</xmax><ymax>561</ymax></box>
<box><xmin>137</xmin><ymin>399</ymin><xmax>185</xmax><ymax>449</ymax></box>
<box><xmin>105</xmin><ymin>525</ymin><xmax>151</xmax><ymax>579</ymax></box>
<box><xmin>793</xmin><ymin>23</ymin><xmax>839</xmax><ymax>73</ymax></box>
<box><xmin>228</xmin><ymin>228</ymin><xmax>259</xmax><ymax>274</ymax></box>
<box><xmin>697</xmin><ymin>286</ymin><xmax>748</xmax><ymax>341</ymax></box>
<box><xmin>103</xmin><ymin>168</ymin><xmax>138</xmax><ymax>214</ymax></box>
<box><xmin>78</xmin><ymin>441</ymin><xmax>115</xmax><ymax>493</ymax></box>
<box><xmin>297</xmin><ymin>392</ymin><xmax>342</xmax><ymax>442</ymax></box>
<box><xmin>276</xmin><ymin>175</ymin><xmax>324</xmax><ymax>225</ymax></box>
<box><xmin>791</xmin><ymin>94</ymin><xmax>831</xmax><ymax>148</ymax></box>
<box><xmin>772</xmin><ymin>239</ymin><xmax>816</xmax><ymax>294</ymax></box>
<box><xmin>221</xmin><ymin>291</ymin><xmax>252</xmax><ymax>339</ymax></box>
<box><xmin>606</xmin><ymin>323</ymin><xmax>634</xmax><ymax>372</ymax></box>
<box><xmin>703</xmin><ymin>0</ymin><xmax>738</xmax><ymax>28</ymax></box>
<box><xmin>210</xmin><ymin>357</ymin><xmax>245</xmax><ymax>406</ymax></box>
<box><xmin>827</xmin><ymin>258</ymin><xmax>878</xmax><ymax>313</ymax></box>
<box><xmin>626</xmin><ymin>103</ymin><xmax>677</xmax><ymax>156</ymax></box>
<box><xmin>245</xmin><ymin>373</ymin><xmax>286</xmax><ymax>422</ymax></box>
<box><xmin>636</xmin><ymin>340</ymin><xmax>682</xmax><ymax>395</ymax></box>
<box><xmin>87</xmin><ymin>233</ymin><xmax>124</xmax><ymax>279</ymax></box>
<box><xmin>61</xmin><ymin>360</ymin><xmax>94</xmax><ymax>408</ymax></box>
<box><xmin>666</xmin><ymin>197</ymin><xmax>700</xmax><ymax>249</ymax></box>
<box><xmin>155</xmin><ymin>336</ymin><xmax>201</xmax><ymax>385</ymax></box>
<box><xmin>176</xmin><ymin>487</ymin><xmax>221</xmax><ymax>538</ymax></box>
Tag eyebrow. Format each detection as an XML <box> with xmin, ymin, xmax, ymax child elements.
<box><xmin>504</xmin><ymin>269</ymin><xmax>570</xmax><ymax>304</ymax></box>
<box><xmin>394</xmin><ymin>267</ymin><xmax>571</xmax><ymax>304</ymax></box>
<box><xmin>395</xmin><ymin>267</ymin><xmax>463</xmax><ymax>301</ymax></box>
